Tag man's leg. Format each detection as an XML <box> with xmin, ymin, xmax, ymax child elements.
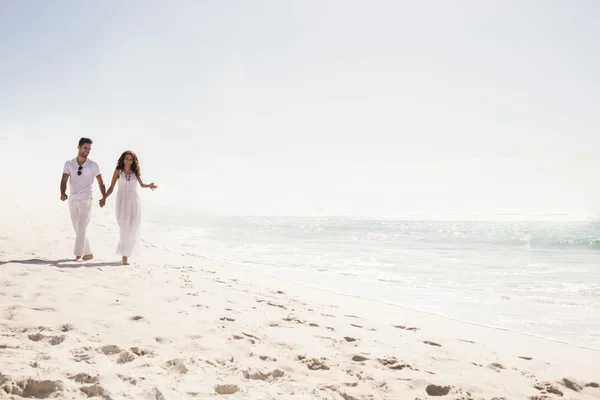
<box><xmin>68</xmin><ymin>198</ymin><xmax>83</xmax><ymax>259</ymax></box>
<box><xmin>77</xmin><ymin>198</ymin><xmax>93</xmax><ymax>260</ymax></box>
<box><xmin>70</xmin><ymin>198</ymin><xmax>93</xmax><ymax>259</ymax></box>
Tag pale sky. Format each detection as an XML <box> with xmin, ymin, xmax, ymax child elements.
<box><xmin>1</xmin><ymin>1</ymin><xmax>599</xmax><ymax>216</ymax></box>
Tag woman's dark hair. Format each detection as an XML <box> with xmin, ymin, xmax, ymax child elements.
<box><xmin>116</xmin><ymin>150</ymin><xmax>141</xmax><ymax>178</ymax></box>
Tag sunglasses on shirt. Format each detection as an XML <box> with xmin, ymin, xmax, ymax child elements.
<box><xmin>77</xmin><ymin>166</ymin><xmax>82</xmax><ymax>176</ymax></box>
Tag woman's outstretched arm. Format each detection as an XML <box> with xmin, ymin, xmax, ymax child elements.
<box><xmin>138</xmin><ymin>175</ymin><xmax>158</xmax><ymax>190</ymax></box>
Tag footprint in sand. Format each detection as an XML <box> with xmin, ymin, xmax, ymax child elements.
<box><xmin>27</xmin><ymin>333</ymin><xmax>65</xmax><ymax>346</ymax></box>
<box><xmin>322</xmin><ymin>385</ymin><xmax>362</xmax><ymax>400</ymax></box>
<box><xmin>5</xmin><ymin>305</ymin><xmax>19</xmax><ymax>320</ymax></box>
<box><xmin>425</xmin><ymin>384</ymin><xmax>452</xmax><ymax>396</ymax></box>
<box><xmin>378</xmin><ymin>357</ymin><xmax>413</xmax><ymax>371</ymax></box>
<box><xmin>1</xmin><ymin>377</ymin><xmax>64</xmax><ymax>398</ymax></box>
<box><xmin>71</xmin><ymin>346</ymin><xmax>95</xmax><ymax>363</ymax></box>
<box><xmin>98</xmin><ymin>345</ymin><xmax>137</xmax><ymax>364</ymax></box>
<box><xmin>283</xmin><ymin>316</ymin><xmax>306</xmax><ymax>324</ymax></box>
<box><xmin>130</xmin><ymin>347</ymin><xmax>152</xmax><ymax>356</ymax></box>
<box><xmin>243</xmin><ymin>368</ymin><xmax>285</xmax><ymax>381</ymax></box>
<box><xmin>117</xmin><ymin>351</ymin><xmax>136</xmax><ymax>364</ymax></box>
<box><xmin>154</xmin><ymin>387</ymin><xmax>167</xmax><ymax>400</ymax></box>
<box><xmin>80</xmin><ymin>383</ymin><xmax>110</xmax><ymax>398</ymax></box>
<box><xmin>258</xmin><ymin>355</ymin><xmax>278</xmax><ymax>362</ymax></box>
<box><xmin>27</xmin><ymin>333</ymin><xmax>45</xmax><ymax>342</ymax></box>
<box><xmin>345</xmin><ymin>369</ymin><xmax>375</xmax><ymax>382</ymax></box>
<box><xmin>297</xmin><ymin>355</ymin><xmax>330</xmax><ymax>370</ymax></box>
<box><xmin>242</xmin><ymin>332</ymin><xmax>260</xmax><ymax>343</ymax></box>
<box><xmin>533</xmin><ymin>381</ymin><xmax>563</xmax><ymax>396</ymax></box>
<box><xmin>393</xmin><ymin>324</ymin><xmax>418</xmax><ymax>331</ymax></box>
<box><xmin>99</xmin><ymin>345</ymin><xmax>122</xmax><ymax>355</ymax></box>
<box><xmin>562</xmin><ymin>378</ymin><xmax>585</xmax><ymax>392</ymax></box>
<box><xmin>488</xmin><ymin>363</ymin><xmax>505</xmax><ymax>371</ymax></box>
<box><xmin>165</xmin><ymin>359</ymin><xmax>189</xmax><ymax>374</ymax></box>
<box><xmin>117</xmin><ymin>374</ymin><xmax>140</xmax><ymax>385</ymax></box>
<box><xmin>31</xmin><ymin>307</ymin><xmax>57</xmax><ymax>312</ymax></box>
<box><xmin>68</xmin><ymin>373</ymin><xmax>99</xmax><ymax>384</ymax></box>
<box><xmin>424</xmin><ymin>341</ymin><xmax>442</xmax><ymax>347</ymax></box>
<box><xmin>214</xmin><ymin>384</ymin><xmax>239</xmax><ymax>395</ymax></box>
<box><xmin>519</xmin><ymin>370</ymin><xmax>535</xmax><ymax>379</ymax></box>
<box><xmin>209</xmin><ymin>356</ymin><xmax>235</xmax><ymax>367</ymax></box>
<box><xmin>258</xmin><ymin>300</ymin><xmax>287</xmax><ymax>309</ymax></box>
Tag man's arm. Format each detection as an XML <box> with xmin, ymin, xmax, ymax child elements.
<box><xmin>96</xmin><ymin>174</ymin><xmax>106</xmax><ymax>198</ymax></box>
<box><xmin>60</xmin><ymin>173</ymin><xmax>69</xmax><ymax>201</ymax></box>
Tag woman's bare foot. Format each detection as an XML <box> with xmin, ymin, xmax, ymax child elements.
<box><xmin>122</xmin><ymin>256</ymin><xmax>129</xmax><ymax>265</ymax></box>
<box><xmin>82</xmin><ymin>254</ymin><xmax>94</xmax><ymax>261</ymax></box>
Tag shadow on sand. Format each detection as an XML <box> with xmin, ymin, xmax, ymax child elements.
<box><xmin>0</xmin><ymin>258</ymin><xmax>122</xmax><ymax>268</ymax></box>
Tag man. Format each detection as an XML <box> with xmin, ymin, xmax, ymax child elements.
<box><xmin>60</xmin><ymin>137</ymin><xmax>106</xmax><ymax>261</ymax></box>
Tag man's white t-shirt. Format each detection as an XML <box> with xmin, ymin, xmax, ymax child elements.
<box><xmin>63</xmin><ymin>158</ymin><xmax>101</xmax><ymax>200</ymax></box>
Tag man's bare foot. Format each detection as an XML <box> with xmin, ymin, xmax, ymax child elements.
<box><xmin>75</xmin><ymin>256</ymin><xmax>83</xmax><ymax>262</ymax></box>
<box><xmin>122</xmin><ymin>256</ymin><xmax>129</xmax><ymax>265</ymax></box>
<box><xmin>82</xmin><ymin>254</ymin><xmax>93</xmax><ymax>261</ymax></box>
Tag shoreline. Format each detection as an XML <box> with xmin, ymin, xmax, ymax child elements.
<box><xmin>219</xmin><ymin>259</ymin><xmax>600</xmax><ymax>353</ymax></box>
<box><xmin>148</xmin><ymin>243</ymin><xmax>600</xmax><ymax>352</ymax></box>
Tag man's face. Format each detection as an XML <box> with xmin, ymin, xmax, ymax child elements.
<box><xmin>78</xmin><ymin>143</ymin><xmax>91</xmax><ymax>158</ymax></box>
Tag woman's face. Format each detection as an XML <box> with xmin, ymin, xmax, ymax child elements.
<box><xmin>124</xmin><ymin>154</ymin><xmax>134</xmax><ymax>167</ymax></box>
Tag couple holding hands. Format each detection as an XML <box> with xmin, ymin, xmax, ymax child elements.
<box><xmin>60</xmin><ymin>137</ymin><xmax>158</xmax><ymax>265</ymax></box>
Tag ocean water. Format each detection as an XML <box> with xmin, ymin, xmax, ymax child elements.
<box><xmin>144</xmin><ymin>211</ymin><xmax>600</xmax><ymax>350</ymax></box>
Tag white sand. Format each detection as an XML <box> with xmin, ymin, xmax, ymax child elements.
<box><xmin>0</xmin><ymin>202</ymin><xmax>599</xmax><ymax>400</ymax></box>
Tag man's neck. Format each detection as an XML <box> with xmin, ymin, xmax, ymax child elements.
<box><xmin>76</xmin><ymin>156</ymin><xmax>87</xmax><ymax>165</ymax></box>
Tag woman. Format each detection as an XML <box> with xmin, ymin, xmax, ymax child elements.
<box><xmin>102</xmin><ymin>150</ymin><xmax>157</xmax><ymax>265</ymax></box>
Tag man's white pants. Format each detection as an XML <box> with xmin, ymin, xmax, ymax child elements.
<box><xmin>69</xmin><ymin>197</ymin><xmax>92</xmax><ymax>257</ymax></box>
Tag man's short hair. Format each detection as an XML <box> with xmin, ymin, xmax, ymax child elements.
<box><xmin>78</xmin><ymin>137</ymin><xmax>93</xmax><ymax>147</ymax></box>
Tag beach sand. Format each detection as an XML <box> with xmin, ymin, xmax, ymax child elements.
<box><xmin>0</xmin><ymin>203</ymin><xmax>598</xmax><ymax>399</ymax></box>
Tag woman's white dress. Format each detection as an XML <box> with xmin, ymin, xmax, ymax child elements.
<box><xmin>115</xmin><ymin>170</ymin><xmax>141</xmax><ymax>257</ymax></box>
